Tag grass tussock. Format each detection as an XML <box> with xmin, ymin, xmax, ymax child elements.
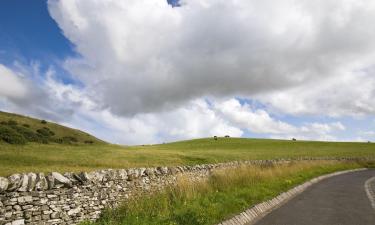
<box><xmin>86</xmin><ymin>160</ymin><xmax>366</xmax><ymax>225</ymax></box>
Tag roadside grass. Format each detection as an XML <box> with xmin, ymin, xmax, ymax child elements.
<box><xmin>1</xmin><ymin>138</ymin><xmax>375</xmax><ymax>176</ymax></box>
<box><xmin>85</xmin><ymin>160</ymin><xmax>369</xmax><ymax>225</ymax></box>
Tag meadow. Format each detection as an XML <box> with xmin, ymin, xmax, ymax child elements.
<box><xmin>1</xmin><ymin>137</ymin><xmax>375</xmax><ymax>176</ymax></box>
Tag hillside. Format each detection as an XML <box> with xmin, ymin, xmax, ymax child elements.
<box><xmin>0</xmin><ymin>111</ymin><xmax>104</xmax><ymax>145</ymax></box>
<box><xmin>1</xmin><ymin>133</ymin><xmax>375</xmax><ymax>176</ymax></box>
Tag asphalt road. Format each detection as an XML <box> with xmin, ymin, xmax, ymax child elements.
<box><xmin>253</xmin><ymin>170</ymin><xmax>375</xmax><ymax>225</ymax></box>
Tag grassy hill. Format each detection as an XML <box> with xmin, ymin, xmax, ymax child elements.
<box><xmin>1</xmin><ymin>111</ymin><xmax>375</xmax><ymax>176</ymax></box>
<box><xmin>0</xmin><ymin>111</ymin><xmax>104</xmax><ymax>145</ymax></box>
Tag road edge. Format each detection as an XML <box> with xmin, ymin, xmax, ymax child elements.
<box><xmin>365</xmin><ymin>176</ymin><xmax>375</xmax><ymax>210</ymax></box>
<box><xmin>217</xmin><ymin>168</ymin><xmax>368</xmax><ymax>225</ymax></box>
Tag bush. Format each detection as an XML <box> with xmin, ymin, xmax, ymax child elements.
<box><xmin>22</xmin><ymin>124</ymin><xmax>30</xmax><ymax>128</ymax></box>
<box><xmin>62</xmin><ymin>136</ymin><xmax>78</xmax><ymax>143</ymax></box>
<box><xmin>53</xmin><ymin>138</ymin><xmax>63</xmax><ymax>144</ymax></box>
<box><xmin>84</xmin><ymin>140</ymin><xmax>94</xmax><ymax>144</ymax></box>
<box><xmin>7</xmin><ymin>120</ymin><xmax>18</xmax><ymax>126</ymax></box>
<box><xmin>37</xmin><ymin>127</ymin><xmax>54</xmax><ymax>137</ymax></box>
<box><xmin>0</xmin><ymin>125</ymin><xmax>27</xmax><ymax>144</ymax></box>
<box><xmin>11</xmin><ymin>125</ymin><xmax>39</xmax><ymax>142</ymax></box>
<box><xmin>41</xmin><ymin>120</ymin><xmax>47</xmax><ymax>124</ymax></box>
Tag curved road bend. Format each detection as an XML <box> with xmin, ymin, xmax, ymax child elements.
<box><xmin>252</xmin><ymin>169</ymin><xmax>375</xmax><ymax>225</ymax></box>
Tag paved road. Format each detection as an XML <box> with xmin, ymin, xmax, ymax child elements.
<box><xmin>253</xmin><ymin>170</ymin><xmax>375</xmax><ymax>225</ymax></box>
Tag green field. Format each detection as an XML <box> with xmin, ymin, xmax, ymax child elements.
<box><xmin>1</xmin><ymin>111</ymin><xmax>375</xmax><ymax>176</ymax></box>
<box><xmin>1</xmin><ymin>138</ymin><xmax>375</xmax><ymax>176</ymax></box>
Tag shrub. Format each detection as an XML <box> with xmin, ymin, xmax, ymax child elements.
<box><xmin>11</xmin><ymin>125</ymin><xmax>39</xmax><ymax>142</ymax></box>
<box><xmin>22</xmin><ymin>124</ymin><xmax>30</xmax><ymax>128</ymax></box>
<box><xmin>53</xmin><ymin>138</ymin><xmax>63</xmax><ymax>144</ymax></box>
<box><xmin>37</xmin><ymin>127</ymin><xmax>54</xmax><ymax>137</ymax></box>
<box><xmin>7</xmin><ymin>120</ymin><xmax>18</xmax><ymax>126</ymax></box>
<box><xmin>84</xmin><ymin>140</ymin><xmax>94</xmax><ymax>144</ymax></box>
<box><xmin>41</xmin><ymin>120</ymin><xmax>47</xmax><ymax>124</ymax></box>
<box><xmin>62</xmin><ymin>136</ymin><xmax>78</xmax><ymax>143</ymax></box>
<box><xmin>0</xmin><ymin>125</ymin><xmax>27</xmax><ymax>144</ymax></box>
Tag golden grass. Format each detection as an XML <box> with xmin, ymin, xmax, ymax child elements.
<box><xmin>88</xmin><ymin>160</ymin><xmax>366</xmax><ymax>225</ymax></box>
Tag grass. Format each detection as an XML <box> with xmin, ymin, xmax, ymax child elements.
<box><xmin>84</xmin><ymin>160</ymin><xmax>369</xmax><ymax>225</ymax></box>
<box><xmin>0</xmin><ymin>111</ymin><xmax>104</xmax><ymax>145</ymax></box>
<box><xmin>1</xmin><ymin>110</ymin><xmax>375</xmax><ymax>176</ymax></box>
<box><xmin>1</xmin><ymin>138</ymin><xmax>375</xmax><ymax>176</ymax></box>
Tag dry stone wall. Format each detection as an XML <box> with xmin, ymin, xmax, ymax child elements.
<box><xmin>0</xmin><ymin>157</ymin><xmax>365</xmax><ymax>225</ymax></box>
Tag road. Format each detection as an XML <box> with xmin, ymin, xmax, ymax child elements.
<box><xmin>253</xmin><ymin>169</ymin><xmax>375</xmax><ymax>225</ymax></box>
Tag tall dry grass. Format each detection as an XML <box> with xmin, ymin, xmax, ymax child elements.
<box><xmin>87</xmin><ymin>160</ymin><xmax>365</xmax><ymax>225</ymax></box>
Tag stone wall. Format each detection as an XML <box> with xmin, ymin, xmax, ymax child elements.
<box><xmin>0</xmin><ymin>158</ymin><xmax>365</xmax><ymax>225</ymax></box>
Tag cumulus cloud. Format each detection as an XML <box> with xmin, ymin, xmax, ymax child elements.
<box><xmin>213</xmin><ymin>99</ymin><xmax>346</xmax><ymax>141</ymax></box>
<box><xmin>0</xmin><ymin>63</ymin><xmax>348</xmax><ymax>144</ymax></box>
<box><xmin>2</xmin><ymin>0</ymin><xmax>375</xmax><ymax>144</ymax></box>
<box><xmin>0</xmin><ymin>64</ymin><xmax>28</xmax><ymax>100</ymax></box>
<box><xmin>48</xmin><ymin>0</ymin><xmax>375</xmax><ymax>116</ymax></box>
<box><xmin>257</xmin><ymin>68</ymin><xmax>375</xmax><ymax>116</ymax></box>
<box><xmin>0</xmin><ymin>64</ymin><xmax>78</xmax><ymax>122</ymax></box>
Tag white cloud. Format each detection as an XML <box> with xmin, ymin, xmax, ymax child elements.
<box><xmin>257</xmin><ymin>69</ymin><xmax>375</xmax><ymax>116</ymax></box>
<box><xmin>0</xmin><ymin>64</ymin><xmax>28</xmax><ymax>99</ymax></box>
<box><xmin>0</xmin><ymin>64</ymin><xmax>348</xmax><ymax>144</ymax></box>
<box><xmin>212</xmin><ymin>99</ymin><xmax>346</xmax><ymax>141</ymax></box>
<box><xmin>48</xmin><ymin>0</ymin><xmax>375</xmax><ymax>117</ymax></box>
<box><xmin>214</xmin><ymin>99</ymin><xmax>296</xmax><ymax>134</ymax></box>
<box><xmin>3</xmin><ymin>1</ymin><xmax>375</xmax><ymax>144</ymax></box>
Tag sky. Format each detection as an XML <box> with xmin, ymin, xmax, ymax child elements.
<box><xmin>0</xmin><ymin>0</ymin><xmax>375</xmax><ymax>145</ymax></box>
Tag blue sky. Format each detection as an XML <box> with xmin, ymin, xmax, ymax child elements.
<box><xmin>0</xmin><ymin>0</ymin><xmax>374</xmax><ymax>144</ymax></box>
<box><xmin>0</xmin><ymin>0</ymin><xmax>73</xmax><ymax>64</ymax></box>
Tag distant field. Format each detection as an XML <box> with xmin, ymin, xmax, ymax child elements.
<box><xmin>1</xmin><ymin>137</ymin><xmax>375</xmax><ymax>176</ymax></box>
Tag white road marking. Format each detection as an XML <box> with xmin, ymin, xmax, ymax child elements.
<box><xmin>365</xmin><ymin>176</ymin><xmax>375</xmax><ymax>211</ymax></box>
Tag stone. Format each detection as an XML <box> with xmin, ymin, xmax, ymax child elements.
<box><xmin>35</xmin><ymin>173</ymin><xmax>48</xmax><ymax>191</ymax></box>
<box><xmin>18</xmin><ymin>174</ymin><xmax>29</xmax><ymax>192</ymax></box>
<box><xmin>72</xmin><ymin>173</ymin><xmax>84</xmax><ymax>184</ymax></box>
<box><xmin>27</xmin><ymin>173</ymin><xmax>37</xmax><ymax>191</ymax></box>
<box><xmin>145</xmin><ymin>168</ymin><xmax>155</xmax><ymax>177</ymax></box>
<box><xmin>46</xmin><ymin>174</ymin><xmax>55</xmax><ymax>190</ymax></box>
<box><xmin>87</xmin><ymin>171</ymin><xmax>104</xmax><ymax>183</ymax></box>
<box><xmin>18</xmin><ymin>196</ymin><xmax>32</xmax><ymax>203</ymax></box>
<box><xmin>51</xmin><ymin>172</ymin><xmax>72</xmax><ymax>188</ymax></box>
<box><xmin>157</xmin><ymin>167</ymin><xmax>169</xmax><ymax>175</ymax></box>
<box><xmin>11</xmin><ymin>219</ymin><xmax>24</xmax><ymax>225</ymax></box>
<box><xmin>0</xmin><ymin>177</ymin><xmax>9</xmax><ymax>192</ymax></box>
<box><xmin>7</xmin><ymin>174</ymin><xmax>22</xmax><ymax>191</ymax></box>
<box><xmin>76</xmin><ymin>172</ymin><xmax>89</xmax><ymax>183</ymax></box>
<box><xmin>169</xmin><ymin>167</ymin><xmax>179</xmax><ymax>175</ymax></box>
<box><xmin>139</xmin><ymin>168</ymin><xmax>146</xmax><ymax>177</ymax></box>
<box><xmin>63</xmin><ymin>172</ymin><xmax>81</xmax><ymax>185</ymax></box>
<box><xmin>67</xmin><ymin>207</ymin><xmax>81</xmax><ymax>216</ymax></box>
<box><xmin>126</xmin><ymin>169</ymin><xmax>139</xmax><ymax>181</ymax></box>
<box><xmin>118</xmin><ymin>169</ymin><xmax>128</xmax><ymax>180</ymax></box>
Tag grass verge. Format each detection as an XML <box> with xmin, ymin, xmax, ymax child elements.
<box><xmin>84</xmin><ymin>160</ymin><xmax>371</xmax><ymax>225</ymax></box>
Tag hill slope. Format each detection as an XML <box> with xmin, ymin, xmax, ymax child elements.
<box><xmin>1</xmin><ymin>134</ymin><xmax>375</xmax><ymax>176</ymax></box>
<box><xmin>0</xmin><ymin>111</ymin><xmax>104</xmax><ymax>145</ymax></box>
